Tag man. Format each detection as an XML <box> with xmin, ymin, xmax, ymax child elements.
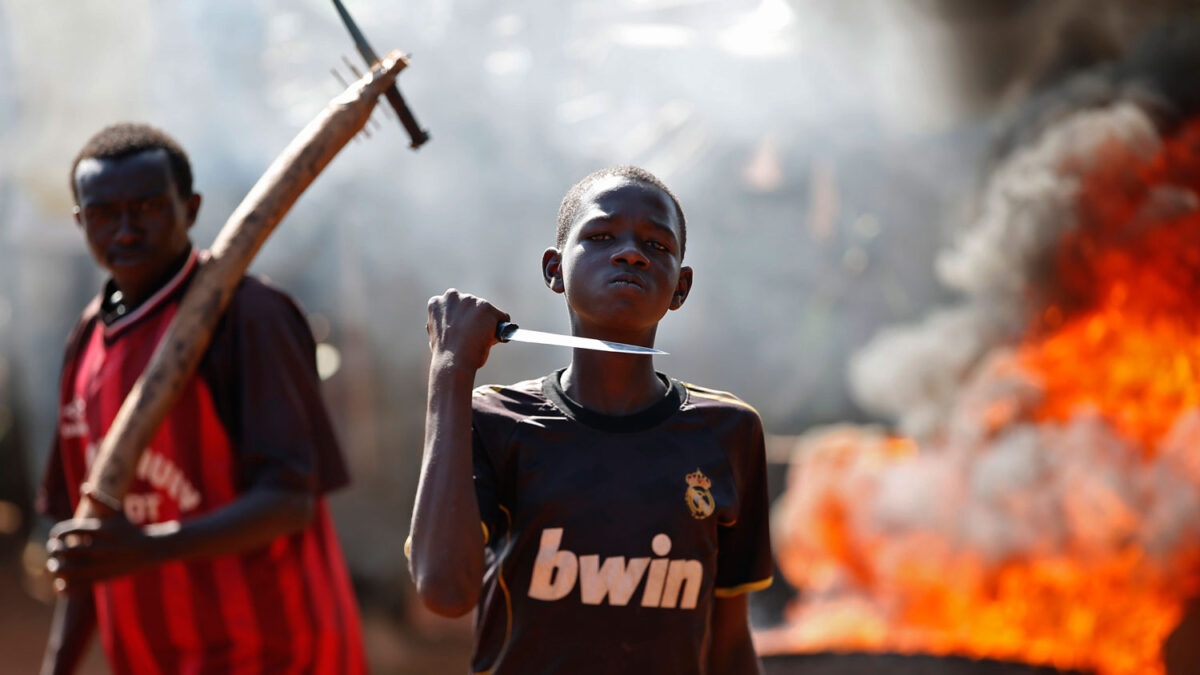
<box><xmin>410</xmin><ymin>166</ymin><xmax>773</xmax><ymax>673</ymax></box>
<box><xmin>38</xmin><ymin>122</ymin><xmax>366</xmax><ymax>674</ymax></box>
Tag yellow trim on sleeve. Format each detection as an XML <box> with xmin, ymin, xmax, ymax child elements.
<box><xmin>714</xmin><ymin>576</ymin><xmax>773</xmax><ymax>597</ymax></box>
<box><xmin>481</xmin><ymin>521</ymin><xmax>490</xmax><ymax>544</ymax></box>
<box><xmin>683</xmin><ymin>386</ymin><xmax>760</xmax><ymax>415</ymax></box>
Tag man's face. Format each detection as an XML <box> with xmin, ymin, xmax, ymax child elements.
<box><xmin>550</xmin><ymin>176</ymin><xmax>692</xmax><ymax>336</ymax></box>
<box><xmin>74</xmin><ymin>149</ymin><xmax>198</xmax><ymax>295</ymax></box>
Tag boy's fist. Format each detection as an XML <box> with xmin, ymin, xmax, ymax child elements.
<box><xmin>426</xmin><ymin>289</ymin><xmax>509</xmax><ymax>372</ymax></box>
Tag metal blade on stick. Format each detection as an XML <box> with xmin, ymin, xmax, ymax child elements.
<box><xmin>332</xmin><ymin>0</ymin><xmax>429</xmax><ymax>148</ymax></box>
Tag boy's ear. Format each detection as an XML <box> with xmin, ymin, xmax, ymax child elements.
<box><xmin>185</xmin><ymin>192</ymin><xmax>202</xmax><ymax>229</ymax></box>
<box><xmin>669</xmin><ymin>266</ymin><xmax>693</xmax><ymax>310</ymax></box>
<box><xmin>542</xmin><ymin>247</ymin><xmax>565</xmax><ymax>294</ymax></box>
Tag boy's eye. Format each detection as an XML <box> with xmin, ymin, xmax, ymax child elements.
<box><xmin>82</xmin><ymin>203</ymin><xmax>121</xmax><ymax>222</ymax></box>
<box><xmin>648</xmin><ymin>240</ymin><xmax>668</xmax><ymax>252</ymax></box>
<box><xmin>587</xmin><ymin>233</ymin><xmax>612</xmax><ymax>241</ymax></box>
<box><xmin>136</xmin><ymin>196</ymin><xmax>170</xmax><ymax>215</ymax></box>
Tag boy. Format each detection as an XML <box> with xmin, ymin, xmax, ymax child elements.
<box><xmin>38</xmin><ymin>123</ymin><xmax>366</xmax><ymax>674</ymax></box>
<box><xmin>409</xmin><ymin>166</ymin><xmax>772</xmax><ymax>674</ymax></box>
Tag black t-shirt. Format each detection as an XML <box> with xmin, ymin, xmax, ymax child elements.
<box><xmin>470</xmin><ymin>370</ymin><xmax>773</xmax><ymax>675</ymax></box>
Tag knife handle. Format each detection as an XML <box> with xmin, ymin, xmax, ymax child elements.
<box><xmin>495</xmin><ymin>321</ymin><xmax>519</xmax><ymax>343</ymax></box>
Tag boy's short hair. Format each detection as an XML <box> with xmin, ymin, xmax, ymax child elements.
<box><xmin>556</xmin><ymin>166</ymin><xmax>687</xmax><ymax>258</ymax></box>
<box><xmin>70</xmin><ymin>122</ymin><xmax>194</xmax><ymax>202</ymax></box>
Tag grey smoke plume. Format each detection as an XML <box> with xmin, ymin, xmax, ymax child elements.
<box><xmin>849</xmin><ymin>103</ymin><xmax>1160</xmax><ymax>439</ymax></box>
<box><xmin>768</xmin><ymin>78</ymin><xmax>1200</xmax><ymax>675</ymax></box>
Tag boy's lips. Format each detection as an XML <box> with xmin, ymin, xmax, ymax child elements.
<box><xmin>608</xmin><ymin>274</ymin><xmax>645</xmax><ymax>290</ymax></box>
<box><xmin>106</xmin><ymin>246</ymin><xmax>151</xmax><ymax>265</ymax></box>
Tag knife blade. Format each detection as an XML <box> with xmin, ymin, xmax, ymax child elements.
<box><xmin>496</xmin><ymin>322</ymin><xmax>668</xmax><ymax>355</ymax></box>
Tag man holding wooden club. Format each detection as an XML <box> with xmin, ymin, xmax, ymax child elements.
<box><xmin>38</xmin><ymin>123</ymin><xmax>367</xmax><ymax>675</ymax></box>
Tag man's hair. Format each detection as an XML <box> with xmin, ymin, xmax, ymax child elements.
<box><xmin>556</xmin><ymin>166</ymin><xmax>686</xmax><ymax>258</ymax></box>
<box><xmin>70</xmin><ymin>122</ymin><xmax>194</xmax><ymax>203</ymax></box>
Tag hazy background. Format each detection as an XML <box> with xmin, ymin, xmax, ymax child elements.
<box><xmin>2</xmin><ymin>0</ymin><xmax>1197</xmax><ymax>671</ymax></box>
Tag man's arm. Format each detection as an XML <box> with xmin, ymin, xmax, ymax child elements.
<box><xmin>707</xmin><ymin>594</ymin><xmax>763</xmax><ymax>675</ymax></box>
<box><xmin>45</xmin><ymin>279</ymin><xmax>349</xmax><ymax>589</ymax></box>
<box><xmin>408</xmin><ymin>289</ymin><xmax>508</xmax><ymax>617</ymax></box>
<box><xmin>47</xmin><ymin>487</ymin><xmax>311</xmax><ymax>588</ymax></box>
<box><xmin>39</xmin><ymin>590</ymin><xmax>96</xmax><ymax>675</ymax></box>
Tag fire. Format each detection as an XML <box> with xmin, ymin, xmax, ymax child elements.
<box><xmin>760</xmin><ymin>115</ymin><xmax>1200</xmax><ymax>675</ymax></box>
<box><xmin>1026</xmin><ymin>123</ymin><xmax>1200</xmax><ymax>452</ymax></box>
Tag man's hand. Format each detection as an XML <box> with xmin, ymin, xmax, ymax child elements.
<box><xmin>426</xmin><ymin>289</ymin><xmax>509</xmax><ymax>372</ymax></box>
<box><xmin>46</xmin><ymin>488</ymin><xmax>311</xmax><ymax>594</ymax></box>
<box><xmin>46</xmin><ymin>515</ymin><xmax>169</xmax><ymax>590</ymax></box>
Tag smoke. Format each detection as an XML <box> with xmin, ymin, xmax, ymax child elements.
<box><xmin>846</xmin><ymin>14</ymin><xmax>1200</xmax><ymax>439</ymax></box>
<box><xmin>768</xmin><ymin>18</ymin><xmax>1200</xmax><ymax>672</ymax></box>
<box><xmin>850</xmin><ymin>103</ymin><xmax>1160</xmax><ymax>439</ymax></box>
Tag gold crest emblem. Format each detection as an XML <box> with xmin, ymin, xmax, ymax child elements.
<box><xmin>684</xmin><ymin>468</ymin><xmax>715</xmax><ymax>519</ymax></box>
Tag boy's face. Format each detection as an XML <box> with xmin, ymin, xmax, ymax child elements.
<box><xmin>74</xmin><ymin>149</ymin><xmax>199</xmax><ymax>296</ymax></box>
<box><xmin>545</xmin><ymin>176</ymin><xmax>692</xmax><ymax>336</ymax></box>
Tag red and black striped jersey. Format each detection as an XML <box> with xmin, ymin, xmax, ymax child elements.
<box><xmin>39</xmin><ymin>249</ymin><xmax>366</xmax><ymax>674</ymax></box>
<box><xmin>468</xmin><ymin>370</ymin><xmax>773</xmax><ymax>675</ymax></box>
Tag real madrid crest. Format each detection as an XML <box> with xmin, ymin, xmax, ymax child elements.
<box><xmin>684</xmin><ymin>468</ymin><xmax>715</xmax><ymax>519</ymax></box>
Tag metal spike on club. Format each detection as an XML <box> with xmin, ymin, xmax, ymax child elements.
<box><xmin>331</xmin><ymin>0</ymin><xmax>430</xmax><ymax>149</ymax></box>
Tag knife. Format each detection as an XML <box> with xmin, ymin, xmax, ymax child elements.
<box><xmin>495</xmin><ymin>322</ymin><xmax>668</xmax><ymax>355</ymax></box>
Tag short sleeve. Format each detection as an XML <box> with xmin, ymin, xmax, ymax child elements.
<box><xmin>202</xmin><ymin>279</ymin><xmax>348</xmax><ymax>495</ymax></box>
<box><xmin>714</xmin><ymin>412</ymin><xmax>774</xmax><ymax>596</ymax></box>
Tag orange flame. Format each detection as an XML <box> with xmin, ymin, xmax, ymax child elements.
<box><xmin>1024</xmin><ymin>123</ymin><xmax>1200</xmax><ymax>452</ymax></box>
<box><xmin>761</xmin><ymin>119</ymin><xmax>1200</xmax><ymax>675</ymax></box>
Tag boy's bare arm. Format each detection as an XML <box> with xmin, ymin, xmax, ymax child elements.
<box><xmin>409</xmin><ymin>290</ymin><xmax>508</xmax><ymax>617</ymax></box>
<box><xmin>40</xmin><ymin>590</ymin><xmax>96</xmax><ymax>675</ymax></box>
<box><xmin>707</xmin><ymin>594</ymin><xmax>763</xmax><ymax>675</ymax></box>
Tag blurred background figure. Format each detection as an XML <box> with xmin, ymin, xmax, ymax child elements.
<box><xmin>3</xmin><ymin>1</ymin><xmax>1199</xmax><ymax>673</ymax></box>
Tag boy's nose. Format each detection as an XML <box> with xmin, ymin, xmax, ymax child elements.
<box><xmin>114</xmin><ymin>207</ymin><xmax>141</xmax><ymax>242</ymax></box>
<box><xmin>612</xmin><ymin>242</ymin><xmax>648</xmax><ymax>267</ymax></box>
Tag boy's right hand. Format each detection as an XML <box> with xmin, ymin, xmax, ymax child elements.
<box><xmin>426</xmin><ymin>289</ymin><xmax>510</xmax><ymax>372</ymax></box>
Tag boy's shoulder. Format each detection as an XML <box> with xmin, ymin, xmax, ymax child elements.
<box><xmin>677</xmin><ymin>380</ymin><xmax>765</xmax><ymax>446</ymax></box>
<box><xmin>471</xmin><ymin>377</ymin><xmax>551</xmax><ymax>418</ymax></box>
<box><xmin>678</xmin><ymin>380</ymin><xmax>761</xmax><ymax>419</ymax></box>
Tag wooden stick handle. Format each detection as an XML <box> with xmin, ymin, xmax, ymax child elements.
<box><xmin>74</xmin><ymin>50</ymin><xmax>410</xmax><ymax>520</ymax></box>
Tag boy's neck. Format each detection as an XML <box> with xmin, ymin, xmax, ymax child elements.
<box><xmin>560</xmin><ymin>351</ymin><xmax>667</xmax><ymax>417</ymax></box>
<box><xmin>107</xmin><ymin>245</ymin><xmax>195</xmax><ymax>312</ymax></box>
